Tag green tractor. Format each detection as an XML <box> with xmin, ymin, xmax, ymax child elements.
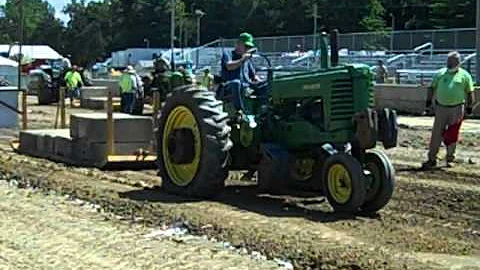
<box><xmin>155</xmin><ymin>31</ymin><xmax>398</xmax><ymax>214</ymax></box>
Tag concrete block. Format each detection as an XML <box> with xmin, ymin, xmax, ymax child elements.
<box><xmin>70</xmin><ymin>139</ymin><xmax>152</xmax><ymax>166</ymax></box>
<box><xmin>19</xmin><ymin>129</ymin><xmax>70</xmax><ymax>158</ymax></box>
<box><xmin>80</xmin><ymin>97</ymin><xmax>121</xmax><ymax>110</ymax></box>
<box><xmin>90</xmin><ymin>79</ymin><xmax>120</xmax><ymax>96</ymax></box>
<box><xmin>79</xmin><ymin>86</ymin><xmax>110</xmax><ymax>101</ymax></box>
<box><xmin>19</xmin><ymin>130</ymin><xmax>41</xmax><ymax>155</ymax></box>
<box><xmin>374</xmin><ymin>84</ymin><xmax>480</xmax><ymax>116</ymax></box>
<box><xmin>53</xmin><ymin>136</ymin><xmax>73</xmax><ymax>159</ymax></box>
<box><xmin>374</xmin><ymin>84</ymin><xmax>427</xmax><ymax>114</ymax></box>
<box><xmin>71</xmin><ymin>138</ymin><xmax>91</xmax><ymax>164</ymax></box>
<box><xmin>70</xmin><ymin>113</ymin><xmax>153</xmax><ymax>143</ymax></box>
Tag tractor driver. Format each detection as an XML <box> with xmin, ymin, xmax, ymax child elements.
<box><xmin>221</xmin><ymin>32</ymin><xmax>268</xmax><ymax>112</ymax></box>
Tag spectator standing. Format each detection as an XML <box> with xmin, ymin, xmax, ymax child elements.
<box><xmin>375</xmin><ymin>60</ymin><xmax>388</xmax><ymax>83</ymax></box>
<box><xmin>422</xmin><ymin>51</ymin><xmax>475</xmax><ymax>169</ymax></box>
<box><xmin>201</xmin><ymin>67</ymin><xmax>214</xmax><ymax>90</ymax></box>
<box><xmin>64</xmin><ymin>65</ymin><xmax>83</xmax><ymax>106</ymax></box>
<box><xmin>119</xmin><ymin>66</ymin><xmax>136</xmax><ymax>114</ymax></box>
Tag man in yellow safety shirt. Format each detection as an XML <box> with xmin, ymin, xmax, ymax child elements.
<box><xmin>119</xmin><ymin>65</ymin><xmax>143</xmax><ymax>114</ymax></box>
<box><xmin>201</xmin><ymin>67</ymin><xmax>214</xmax><ymax>90</ymax></box>
<box><xmin>64</xmin><ymin>65</ymin><xmax>83</xmax><ymax>106</ymax></box>
<box><xmin>422</xmin><ymin>51</ymin><xmax>475</xmax><ymax>169</ymax></box>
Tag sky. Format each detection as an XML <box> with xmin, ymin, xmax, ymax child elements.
<box><xmin>0</xmin><ymin>0</ymin><xmax>99</xmax><ymax>22</ymax></box>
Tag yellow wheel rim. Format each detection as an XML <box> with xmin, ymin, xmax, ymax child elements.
<box><xmin>162</xmin><ymin>106</ymin><xmax>201</xmax><ymax>186</ymax></box>
<box><xmin>327</xmin><ymin>164</ymin><xmax>352</xmax><ymax>204</ymax></box>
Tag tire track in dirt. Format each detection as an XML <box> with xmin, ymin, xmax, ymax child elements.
<box><xmin>1</xmin><ymin>146</ymin><xmax>479</xmax><ymax>269</ymax></box>
<box><xmin>2</xmin><ymin>101</ymin><xmax>480</xmax><ymax>269</ymax></box>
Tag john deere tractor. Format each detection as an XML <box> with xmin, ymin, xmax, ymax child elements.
<box><xmin>156</xmin><ymin>31</ymin><xmax>398</xmax><ymax>214</ymax></box>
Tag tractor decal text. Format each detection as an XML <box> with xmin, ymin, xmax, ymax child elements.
<box><xmin>302</xmin><ymin>83</ymin><xmax>321</xmax><ymax>90</ymax></box>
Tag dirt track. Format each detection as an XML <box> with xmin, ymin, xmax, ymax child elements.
<box><xmin>0</xmin><ymin>180</ymin><xmax>281</xmax><ymax>270</ymax></box>
<box><xmin>0</xmin><ymin>97</ymin><xmax>479</xmax><ymax>269</ymax></box>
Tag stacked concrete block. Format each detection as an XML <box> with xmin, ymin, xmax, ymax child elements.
<box><xmin>19</xmin><ymin>129</ymin><xmax>71</xmax><ymax>160</ymax></box>
<box><xmin>90</xmin><ymin>79</ymin><xmax>120</xmax><ymax>96</ymax></box>
<box><xmin>79</xmin><ymin>86</ymin><xmax>122</xmax><ymax>110</ymax></box>
<box><xmin>69</xmin><ymin>113</ymin><xmax>154</xmax><ymax>166</ymax></box>
<box><xmin>80</xmin><ymin>97</ymin><xmax>121</xmax><ymax>111</ymax></box>
<box><xmin>70</xmin><ymin>113</ymin><xmax>153</xmax><ymax>142</ymax></box>
<box><xmin>374</xmin><ymin>84</ymin><xmax>428</xmax><ymax>115</ymax></box>
<box><xmin>18</xmin><ymin>112</ymin><xmax>154</xmax><ymax>168</ymax></box>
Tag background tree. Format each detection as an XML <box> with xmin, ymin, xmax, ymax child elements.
<box><xmin>0</xmin><ymin>0</ymin><xmax>476</xmax><ymax>65</ymax></box>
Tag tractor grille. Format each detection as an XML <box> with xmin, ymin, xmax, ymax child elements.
<box><xmin>330</xmin><ymin>79</ymin><xmax>354</xmax><ymax>121</ymax></box>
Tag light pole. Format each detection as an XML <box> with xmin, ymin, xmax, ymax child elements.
<box><xmin>17</xmin><ymin>0</ymin><xmax>26</xmax><ymax>130</ymax></box>
<box><xmin>312</xmin><ymin>3</ymin><xmax>318</xmax><ymax>53</ymax></box>
<box><xmin>390</xmin><ymin>13</ymin><xmax>395</xmax><ymax>52</ymax></box>
<box><xmin>17</xmin><ymin>0</ymin><xmax>24</xmax><ymax>92</ymax></box>
<box><xmin>476</xmin><ymin>0</ymin><xmax>480</xmax><ymax>84</ymax></box>
<box><xmin>144</xmin><ymin>38</ymin><xmax>150</xmax><ymax>48</ymax></box>
<box><xmin>170</xmin><ymin>0</ymin><xmax>175</xmax><ymax>70</ymax></box>
<box><xmin>195</xmin><ymin>9</ymin><xmax>205</xmax><ymax>69</ymax></box>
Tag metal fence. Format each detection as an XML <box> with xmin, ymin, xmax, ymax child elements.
<box><xmin>220</xmin><ymin>28</ymin><xmax>477</xmax><ymax>53</ymax></box>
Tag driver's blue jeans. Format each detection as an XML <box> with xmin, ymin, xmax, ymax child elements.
<box><xmin>223</xmin><ymin>80</ymin><xmax>244</xmax><ymax>111</ymax></box>
<box><xmin>223</xmin><ymin>79</ymin><xmax>268</xmax><ymax>111</ymax></box>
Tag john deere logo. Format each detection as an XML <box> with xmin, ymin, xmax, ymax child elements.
<box><xmin>303</xmin><ymin>83</ymin><xmax>321</xmax><ymax>90</ymax></box>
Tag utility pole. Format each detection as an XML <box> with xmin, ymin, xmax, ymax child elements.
<box><xmin>17</xmin><ymin>0</ymin><xmax>24</xmax><ymax>93</ymax></box>
<box><xmin>390</xmin><ymin>13</ymin><xmax>395</xmax><ymax>52</ymax></box>
<box><xmin>195</xmin><ymin>9</ymin><xmax>205</xmax><ymax>69</ymax></box>
<box><xmin>476</xmin><ymin>0</ymin><xmax>480</xmax><ymax>84</ymax></box>
<box><xmin>170</xmin><ymin>0</ymin><xmax>175</xmax><ymax>70</ymax></box>
<box><xmin>312</xmin><ymin>3</ymin><xmax>318</xmax><ymax>53</ymax></box>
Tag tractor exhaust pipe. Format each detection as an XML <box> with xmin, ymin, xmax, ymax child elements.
<box><xmin>330</xmin><ymin>29</ymin><xmax>339</xmax><ymax>67</ymax></box>
<box><xmin>320</xmin><ymin>32</ymin><xmax>328</xmax><ymax>69</ymax></box>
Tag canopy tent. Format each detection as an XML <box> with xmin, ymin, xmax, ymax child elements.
<box><xmin>0</xmin><ymin>56</ymin><xmax>19</xmax><ymax>86</ymax></box>
<box><xmin>0</xmin><ymin>45</ymin><xmax>63</xmax><ymax>60</ymax></box>
<box><xmin>0</xmin><ymin>56</ymin><xmax>18</xmax><ymax>67</ymax></box>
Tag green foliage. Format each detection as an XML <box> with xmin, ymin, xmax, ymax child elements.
<box><xmin>0</xmin><ymin>0</ymin><xmax>476</xmax><ymax>65</ymax></box>
<box><xmin>430</xmin><ymin>0</ymin><xmax>475</xmax><ymax>28</ymax></box>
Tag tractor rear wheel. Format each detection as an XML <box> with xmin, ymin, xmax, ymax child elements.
<box><xmin>361</xmin><ymin>150</ymin><xmax>395</xmax><ymax>213</ymax></box>
<box><xmin>157</xmin><ymin>86</ymin><xmax>232</xmax><ymax>198</ymax></box>
<box><xmin>322</xmin><ymin>153</ymin><xmax>367</xmax><ymax>213</ymax></box>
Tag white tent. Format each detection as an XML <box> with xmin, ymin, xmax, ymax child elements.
<box><xmin>0</xmin><ymin>57</ymin><xmax>19</xmax><ymax>128</ymax></box>
<box><xmin>0</xmin><ymin>44</ymin><xmax>63</xmax><ymax>60</ymax></box>
<box><xmin>0</xmin><ymin>56</ymin><xmax>18</xmax><ymax>85</ymax></box>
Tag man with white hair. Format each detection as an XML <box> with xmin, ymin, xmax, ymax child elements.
<box><xmin>422</xmin><ymin>51</ymin><xmax>475</xmax><ymax>169</ymax></box>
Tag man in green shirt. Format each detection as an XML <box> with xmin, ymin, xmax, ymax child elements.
<box><xmin>119</xmin><ymin>65</ymin><xmax>143</xmax><ymax>114</ymax></box>
<box><xmin>201</xmin><ymin>67</ymin><xmax>214</xmax><ymax>90</ymax></box>
<box><xmin>422</xmin><ymin>51</ymin><xmax>475</xmax><ymax>169</ymax></box>
<box><xmin>64</xmin><ymin>65</ymin><xmax>83</xmax><ymax>106</ymax></box>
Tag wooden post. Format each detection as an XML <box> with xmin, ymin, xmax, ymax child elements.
<box><xmin>106</xmin><ymin>89</ymin><xmax>115</xmax><ymax>156</ymax></box>
<box><xmin>60</xmin><ymin>87</ymin><xmax>66</xmax><ymax>128</ymax></box>
<box><xmin>153</xmin><ymin>90</ymin><xmax>160</xmax><ymax>118</ymax></box>
<box><xmin>21</xmin><ymin>89</ymin><xmax>27</xmax><ymax>130</ymax></box>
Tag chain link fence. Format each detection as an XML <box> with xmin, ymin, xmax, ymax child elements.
<box><xmin>220</xmin><ymin>28</ymin><xmax>476</xmax><ymax>53</ymax></box>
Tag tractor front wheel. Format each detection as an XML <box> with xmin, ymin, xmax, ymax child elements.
<box><xmin>157</xmin><ymin>86</ymin><xmax>232</xmax><ymax>198</ymax></box>
<box><xmin>361</xmin><ymin>150</ymin><xmax>395</xmax><ymax>213</ymax></box>
<box><xmin>322</xmin><ymin>153</ymin><xmax>367</xmax><ymax>213</ymax></box>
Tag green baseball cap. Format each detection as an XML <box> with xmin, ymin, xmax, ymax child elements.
<box><xmin>238</xmin><ymin>32</ymin><xmax>255</xmax><ymax>48</ymax></box>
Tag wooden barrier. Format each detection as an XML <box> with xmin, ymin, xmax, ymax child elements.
<box><xmin>106</xmin><ymin>89</ymin><xmax>115</xmax><ymax>155</ymax></box>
